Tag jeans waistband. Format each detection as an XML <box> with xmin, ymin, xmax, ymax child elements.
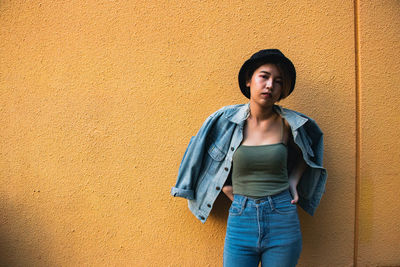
<box><xmin>234</xmin><ymin>189</ymin><xmax>291</xmax><ymax>204</ymax></box>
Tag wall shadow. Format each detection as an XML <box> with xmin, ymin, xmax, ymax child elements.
<box><xmin>208</xmin><ymin>192</ymin><xmax>230</xmax><ymax>225</ymax></box>
<box><xmin>0</xmin><ymin>197</ymin><xmax>52</xmax><ymax>266</ymax></box>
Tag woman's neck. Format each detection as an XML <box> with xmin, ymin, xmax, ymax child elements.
<box><xmin>249</xmin><ymin>102</ymin><xmax>276</xmax><ymax>123</ymax></box>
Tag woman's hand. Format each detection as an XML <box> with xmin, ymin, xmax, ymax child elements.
<box><xmin>222</xmin><ymin>185</ymin><xmax>234</xmax><ymax>201</ymax></box>
<box><xmin>289</xmin><ymin>179</ymin><xmax>299</xmax><ymax>204</ymax></box>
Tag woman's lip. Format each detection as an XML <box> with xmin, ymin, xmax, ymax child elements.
<box><xmin>261</xmin><ymin>93</ymin><xmax>272</xmax><ymax>98</ymax></box>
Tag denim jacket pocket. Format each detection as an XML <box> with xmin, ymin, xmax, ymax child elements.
<box><xmin>206</xmin><ymin>143</ymin><xmax>226</xmax><ymax>176</ymax></box>
<box><xmin>207</xmin><ymin>143</ymin><xmax>226</xmax><ymax>161</ymax></box>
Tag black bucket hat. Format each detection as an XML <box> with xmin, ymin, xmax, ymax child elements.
<box><xmin>238</xmin><ymin>49</ymin><xmax>296</xmax><ymax>99</ymax></box>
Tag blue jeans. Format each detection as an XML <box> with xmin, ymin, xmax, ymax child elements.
<box><xmin>223</xmin><ymin>190</ymin><xmax>302</xmax><ymax>267</ymax></box>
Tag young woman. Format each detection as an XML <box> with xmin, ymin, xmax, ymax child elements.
<box><xmin>171</xmin><ymin>49</ymin><xmax>327</xmax><ymax>267</ymax></box>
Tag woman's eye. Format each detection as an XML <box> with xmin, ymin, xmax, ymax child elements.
<box><xmin>275</xmin><ymin>80</ymin><xmax>283</xmax><ymax>84</ymax></box>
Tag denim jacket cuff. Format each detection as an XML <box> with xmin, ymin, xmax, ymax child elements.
<box><xmin>171</xmin><ymin>187</ymin><xmax>194</xmax><ymax>200</ymax></box>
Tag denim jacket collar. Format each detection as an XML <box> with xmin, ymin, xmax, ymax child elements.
<box><xmin>224</xmin><ymin>103</ymin><xmax>249</xmax><ymax>126</ymax></box>
<box><xmin>225</xmin><ymin>102</ymin><xmax>308</xmax><ymax>130</ymax></box>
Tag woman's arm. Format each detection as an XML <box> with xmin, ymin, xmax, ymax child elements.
<box><xmin>222</xmin><ymin>170</ymin><xmax>234</xmax><ymax>201</ymax></box>
<box><xmin>286</xmin><ymin>121</ymin><xmax>307</xmax><ymax>204</ymax></box>
<box><xmin>222</xmin><ymin>185</ymin><xmax>234</xmax><ymax>201</ymax></box>
<box><xmin>288</xmin><ymin>157</ymin><xmax>307</xmax><ymax>204</ymax></box>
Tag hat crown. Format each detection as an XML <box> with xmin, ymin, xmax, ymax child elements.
<box><xmin>250</xmin><ymin>49</ymin><xmax>285</xmax><ymax>60</ymax></box>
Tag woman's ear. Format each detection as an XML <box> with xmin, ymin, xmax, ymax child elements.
<box><xmin>246</xmin><ymin>79</ymin><xmax>251</xmax><ymax>88</ymax></box>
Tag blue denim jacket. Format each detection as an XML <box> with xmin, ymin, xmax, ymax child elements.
<box><xmin>171</xmin><ymin>103</ymin><xmax>327</xmax><ymax>223</ymax></box>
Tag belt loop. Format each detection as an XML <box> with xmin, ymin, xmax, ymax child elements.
<box><xmin>242</xmin><ymin>196</ymin><xmax>248</xmax><ymax>210</ymax></box>
<box><xmin>267</xmin><ymin>196</ymin><xmax>274</xmax><ymax>210</ymax></box>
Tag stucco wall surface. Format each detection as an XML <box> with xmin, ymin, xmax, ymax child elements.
<box><xmin>0</xmin><ymin>0</ymin><xmax>397</xmax><ymax>266</ymax></box>
<box><xmin>357</xmin><ymin>1</ymin><xmax>400</xmax><ymax>266</ymax></box>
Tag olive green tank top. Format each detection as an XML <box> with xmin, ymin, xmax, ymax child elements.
<box><xmin>232</xmin><ymin>117</ymin><xmax>289</xmax><ymax>198</ymax></box>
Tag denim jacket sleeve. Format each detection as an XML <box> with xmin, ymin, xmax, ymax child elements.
<box><xmin>170</xmin><ymin>109</ymin><xmax>223</xmax><ymax>200</ymax></box>
<box><xmin>290</xmin><ymin>112</ymin><xmax>327</xmax><ymax>215</ymax></box>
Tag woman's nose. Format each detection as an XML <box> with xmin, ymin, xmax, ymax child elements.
<box><xmin>266</xmin><ymin>78</ymin><xmax>273</xmax><ymax>89</ymax></box>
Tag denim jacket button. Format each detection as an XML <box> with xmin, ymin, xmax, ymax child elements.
<box><xmin>199</xmin><ymin>216</ymin><xmax>205</xmax><ymax>220</ymax></box>
<box><xmin>207</xmin><ymin>204</ymin><xmax>211</xmax><ymax>208</ymax></box>
<box><xmin>224</xmin><ymin>167</ymin><xmax>229</xmax><ymax>171</ymax></box>
<box><xmin>231</xmin><ymin>147</ymin><xmax>234</xmax><ymax>151</ymax></box>
<box><xmin>216</xmin><ymin>186</ymin><xmax>220</xmax><ymax>190</ymax></box>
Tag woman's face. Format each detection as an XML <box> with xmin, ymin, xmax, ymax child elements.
<box><xmin>246</xmin><ymin>63</ymin><xmax>283</xmax><ymax>107</ymax></box>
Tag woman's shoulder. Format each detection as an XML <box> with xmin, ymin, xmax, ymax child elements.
<box><xmin>280</xmin><ymin>106</ymin><xmax>311</xmax><ymax>119</ymax></box>
<box><xmin>279</xmin><ymin>106</ymin><xmax>320</xmax><ymax>123</ymax></box>
<box><xmin>209</xmin><ymin>103</ymin><xmax>249</xmax><ymax>118</ymax></box>
<box><xmin>280</xmin><ymin>106</ymin><xmax>323</xmax><ymax>134</ymax></box>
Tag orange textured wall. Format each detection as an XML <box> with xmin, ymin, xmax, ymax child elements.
<box><xmin>0</xmin><ymin>0</ymin><xmax>398</xmax><ymax>266</ymax></box>
<box><xmin>356</xmin><ymin>1</ymin><xmax>400</xmax><ymax>266</ymax></box>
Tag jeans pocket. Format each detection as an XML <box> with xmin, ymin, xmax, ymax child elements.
<box><xmin>272</xmin><ymin>199</ymin><xmax>297</xmax><ymax>215</ymax></box>
<box><xmin>228</xmin><ymin>199</ymin><xmax>244</xmax><ymax>216</ymax></box>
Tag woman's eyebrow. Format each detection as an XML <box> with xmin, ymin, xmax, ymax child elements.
<box><xmin>259</xmin><ymin>71</ymin><xmax>282</xmax><ymax>78</ymax></box>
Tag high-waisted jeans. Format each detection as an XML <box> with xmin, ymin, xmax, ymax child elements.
<box><xmin>223</xmin><ymin>189</ymin><xmax>302</xmax><ymax>267</ymax></box>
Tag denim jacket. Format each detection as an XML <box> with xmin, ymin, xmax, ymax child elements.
<box><xmin>171</xmin><ymin>103</ymin><xmax>327</xmax><ymax>223</ymax></box>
